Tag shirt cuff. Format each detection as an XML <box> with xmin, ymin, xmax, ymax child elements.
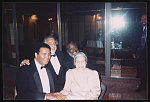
<box><xmin>44</xmin><ymin>94</ymin><xmax>46</xmax><ymax>100</ymax></box>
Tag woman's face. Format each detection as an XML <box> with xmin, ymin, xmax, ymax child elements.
<box><xmin>75</xmin><ymin>55</ymin><xmax>87</xmax><ymax>69</ymax></box>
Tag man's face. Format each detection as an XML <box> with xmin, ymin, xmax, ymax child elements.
<box><xmin>45</xmin><ymin>38</ymin><xmax>57</xmax><ymax>54</ymax></box>
<box><xmin>35</xmin><ymin>47</ymin><xmax>51</xmax><ymax>65</ymax></box>
<box><xmin>75</xmin><ymin>55</ymin><xmax>87</xmax><ymax>69</ymax></box>
<box><xmin>141</xmin><ymin>15</ymin><xmax>147</xmax><ymax>25</ymax></box>
<box><xmin>67</xmin><ymin>43</ymin><xmax>78</xmax><ymax>55</ymax></box>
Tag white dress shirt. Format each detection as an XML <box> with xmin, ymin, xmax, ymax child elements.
<box><xmin>143</xmin><ymin>25</ymin><xmax>147</xmax><ymax>38</ymax></box>
<box><xmin>50</xmin><ymin>55</ymin><xmax>61</xmax><ymax>75</ymax></box>
<box><xmin>34</xmin><ymin>58</ymin><xmax>50</xmax><ymax>93</ymax></box>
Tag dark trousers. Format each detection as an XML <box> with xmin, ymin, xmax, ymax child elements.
<box><xmin>136</xmin><ymin>47</ymin><xmax>147</xmax><ymax>90</ymax></box>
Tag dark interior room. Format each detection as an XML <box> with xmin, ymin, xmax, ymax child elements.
<box><xmin>2</xmin><ymin>2</ymin><xmax>148</xmax><ymax>100</ymax></box>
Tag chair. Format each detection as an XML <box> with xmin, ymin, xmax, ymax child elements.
<box><xmin>98</xmin><ymin>82</ymin><xmax>107</xmax><ymax>100</ymax></box>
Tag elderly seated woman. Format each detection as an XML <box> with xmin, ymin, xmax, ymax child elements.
<box><xmin>56</xmin><ymin>52</ymin><xmax>101</xmax><ymax>100</ymax></box>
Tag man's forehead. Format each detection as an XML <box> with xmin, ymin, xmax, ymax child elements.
<box><xmin>46</xmin><ymin>38</ymin><xmax>56</xmax><ymax>42</ymax></box>
<box><xmin>69</xmin><ymin>43</ymin><xmax>76</xmax><ymax>47</ymax></box>
<box><xmin>39</xmin><ymin>47</ymin><xmax>50</xmax><ymax>52</ymax></box>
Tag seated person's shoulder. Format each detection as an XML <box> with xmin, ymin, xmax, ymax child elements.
<box><xmin>67</xmin><ymin>68</ymin><xmax>73</xmax><ymax>72</ymax></box>
<box><xmin>86</xmin><ymin>68</ymin><xmax>98</xmax><ymax>74</ymax></box>
<box><xmin>66</xmin><ymin>68</ymin><xmax>75</xmax><ymax>74</ymax></box>
<box><xmin>64</xmin><ymin>53</ymin><xmax>73</xmax><ymax>60</ymax></box>
<box><xmin>56</xmin><ymin>50</ymin><xmax>64</xmax><ymax>55</ymax></box>
<box><xmin>63</xmin><ymin>53</ymin><xmax>69</xmax><ymax>57</ymax></box>
<box><xmin>56</xmin><ymin>50</ymin><xmax>65</xmax><ymax>58</ymax></box>
<box><xmin>16</xmin><ymin>65</ymin><xmax>31</xmax><ymax>76</ymax></box>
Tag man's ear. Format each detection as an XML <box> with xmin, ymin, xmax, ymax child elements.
<box><xmin>35</xmin><ymin>52</ymin><xmax>37</xmax><ymax>58</ymax></box>
<box><xmin>74</xmin><ymin>61</ymin><xmax>76</xmax><ymax>66</ymax></box>
<box><xmin>85</xmin><ymin>62</ymin><xmax>87</xmax><ymax>65</ymax></box>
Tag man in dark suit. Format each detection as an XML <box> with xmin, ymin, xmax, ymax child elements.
<box><xmin>16</xmin><ymin>43</ymin><xmax>56</xmax><ymax>100</ymax></box>
<box><xmin>43</xmin><ymin>34</ymin><xmax>66</xmax><ymax>92</ymax></box>
<box><xmin>20</xmin><ymin>34</ymin><xmax>66</xmax><ymax>92</ymax></box>
<box><xmin>64</xmin><ymin>41</ymin><xmax>97</xmax><ymax>71</ymax></box>
<box><xmin>132</xmin><ymin>14</ymin><xmax>147</xmax><ymax>93</ymax></box>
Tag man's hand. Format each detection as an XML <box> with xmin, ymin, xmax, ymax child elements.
<box><xmin>45</xmin><ymin>93</ymin><xmax>56</xmax><ymax>100</ymax></box>
<box><xmin>20</xmin><ymin>59</ymin><xmax>30</xmax><ymax>66</ymax></box>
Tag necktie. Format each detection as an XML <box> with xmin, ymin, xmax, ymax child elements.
<box><xmin>41</xmin><ymin>65</ymin><xmax>46</xmax><ymax>69</ymax></box>
<box><xmin>141</xmin><ymin>25</ymin><xmax>147</xmax><ymax>49</ymax></box>
<box><xmin>51</xmin><ymin>54</ymin><xmax>56</xmax><ymax>57</ymax></box>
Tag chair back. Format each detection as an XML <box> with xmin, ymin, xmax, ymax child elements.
<box><xmin>99</xmin><ymin>82</ymin><xmax>107</xmax><ymax>100</ymax></box>
<box><xmin>14</xmin><ymin>86</ymin><xmax>17</xmax><ymax>99</ymax></box>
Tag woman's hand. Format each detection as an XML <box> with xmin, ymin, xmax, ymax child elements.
<box><xmin>55</xmin><ymin>93</ymin><xmax>66</xmax><ymax>100</ymax></box>
<box><xmin>20</xmin><ymin>59</ymin><xmax>30</xmax><ymax>66</ymax></box>
<box><xmin>45</xmin><ymin>92</ymin><xmax>66</xmax><ymax>100</ymax></box>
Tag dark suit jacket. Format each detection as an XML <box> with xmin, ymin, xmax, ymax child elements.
<box><xmin>132</xmin><ymin>23</ymin><xmax>143</xmax><ymax>53</ymax></box>
<box><xmin>46</xmin><ymin>50</ymin><xmax>67</xmax><ymax>92</ymax></box>
<box><xmin>15</xmin><ymin>59</ymin><xmax>55</xmax><ymax>100</ymax></box>
<box><xmin>132</xmin><ymin>23</ymin><xmax>147</xmax><ymax>60</ymax></box>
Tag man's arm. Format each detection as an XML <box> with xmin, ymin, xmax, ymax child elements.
<box><xmin>16</xmin><ymin>66</ymin><xmax>57</xmax><ymax>100</ymax></box>
<box><xmin>15</xmin><ymin>66</ymin><xmax>46</xmax><ymax>99</ymax></box>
